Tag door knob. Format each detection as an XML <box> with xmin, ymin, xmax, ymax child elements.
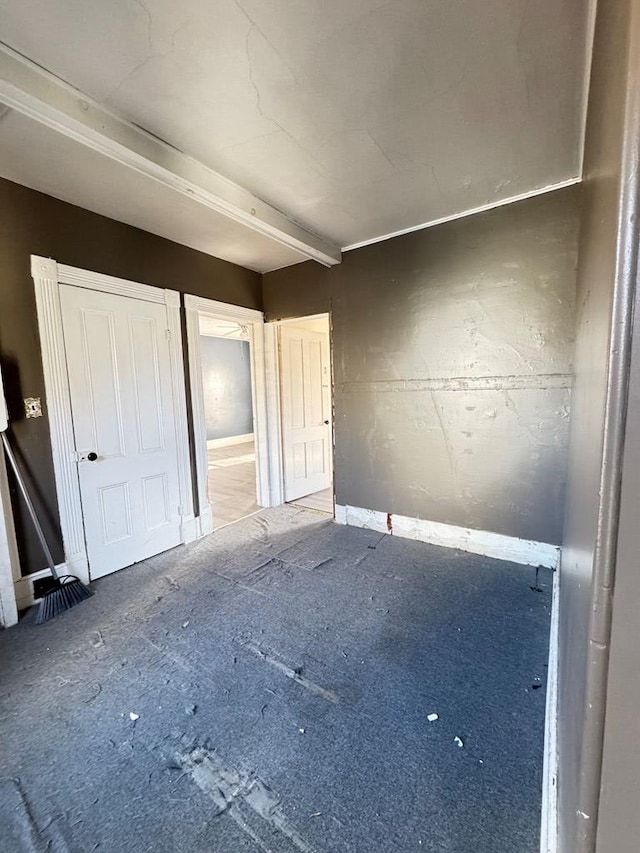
<box><xmin>324</xmin><ymin>420</ymin><xmax>329</xmax><ymax>425</ymax></box>
<box><xmin>87</xmin><ymin>452</ymin><xmax>98</xmax><ymax>461</ymax></box>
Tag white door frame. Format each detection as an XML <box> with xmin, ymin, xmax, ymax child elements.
<box><xmin>184</xmin><ymin>295</ymin><xmax>270</xmax><ymax>534</ymax></box>
<box><xmin>30</xmin><ymin>255</ymin><xmax>195</xmax><ymax>587</ymax></box>
<box><xmin>264</xmin><ymin>313</ymin><xmax>334</xmax><ymax>510</ymax></box>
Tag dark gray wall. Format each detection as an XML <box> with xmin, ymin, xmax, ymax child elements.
<box><xmin>264</xmin><ymin>187</ymin><xmax>579</xmax><ymax>545</ymax></box>
<box><xmin>201</xmin><ymin>336</ymin><xmax>253</xmax><ymax>441</ymax></box>
<box><xmin>558</xmin><ymin>1</ymin><xmax>640</xmax><ymax>851</ymax></box>
<box><xmin>0</xmin><ymin>177</ymin><xmax>262</xmax><ymax>575</ymax></box>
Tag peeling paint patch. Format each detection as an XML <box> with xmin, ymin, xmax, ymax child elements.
<box><xmin>178</xmin><ymin>746</ymin><xmax>318</xmax><ymax>853</ymax></box>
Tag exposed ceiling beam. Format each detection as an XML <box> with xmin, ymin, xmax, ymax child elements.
<box><xmin>0</xmin><ymin>42</ymin><xmax>341</xmax><ymax>268</ymax></box>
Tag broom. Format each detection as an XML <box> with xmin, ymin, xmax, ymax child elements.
<box><xmin>1</xmin><ymin>431</ymin><xmax>93</xmax><ymax>623</ymax></box>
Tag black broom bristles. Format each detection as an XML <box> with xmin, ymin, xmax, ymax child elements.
<box><xmin>1</xmin><ymin>432</ymin><xmax>94</xmax><ymax>624</ymax></box>
<box><xmin>35</xmin><ymin>576</ymin><xmax>93</xmax><ymax>624</ymax></box>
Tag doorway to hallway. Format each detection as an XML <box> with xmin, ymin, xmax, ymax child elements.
<box><xmin>277</xmin><ymin>314</ymin><xmax>334</xmax><ymax>516</ymax></box>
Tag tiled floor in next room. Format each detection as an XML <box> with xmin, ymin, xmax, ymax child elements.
<box><xmin>207</xmin><ymin>440</ymin><xmax>260</xmax><ymax>529</ymax></box>
<box><xmin>209</xmin><ymin>441</ymin><xmax>334</xmax><ymax>528</ymax></box>
<box><xmin>289</xmin><ymin>487</ymin><xmax>334</xmax><ymax>514</ymax></box>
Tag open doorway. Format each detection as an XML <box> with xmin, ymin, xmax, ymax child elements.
<box><xmin>199</xmin><ymin>316</ymin><xmax>259</xmax><ymax>529</ymax></box>
<box><xmin>277</xmin><ymin>315</ymin><xmax>333</xmax><ymax>515</ymax></box>
<box><xmin>184</xmin><ymin>295</ymin><xmax>270</xmax><ymax>538</ymax></box>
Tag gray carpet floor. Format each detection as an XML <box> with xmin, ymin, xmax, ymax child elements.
<box><xmin>0</xmin><ymin>506</ymin><xmax>552</xmax><ymax>853</ymax></box>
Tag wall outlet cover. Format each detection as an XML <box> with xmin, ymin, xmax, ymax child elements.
<box><xmin>24</xmin><ymin>397</ymin><xmax>42</xmax><ymax>418</ymax></box>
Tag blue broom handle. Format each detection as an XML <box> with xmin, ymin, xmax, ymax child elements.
<box><xmin>1</xmin><ymin>430</ymin><xmax>59</xmax><ymax>580</ymax></box>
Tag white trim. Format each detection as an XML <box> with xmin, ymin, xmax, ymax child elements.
<box><xmin>184</xmin><ymin>294</ymin><xmax>271</xmax><ymax>522</ymax></box>
<box><xmin>181</xmin><ymin>514</ymin><xmax>200</xmax><ymax>543</ymax></box>
<box><xmin>197</xmin><ymin>506</ymin><xmax>214</xmax><ymax>539</ymax></box>
<box><xmin>13</xmin><ymin>564</ymin><xmax>67</xmax><ymax>610</ymax></box>
<box><xmin>540</xmin><ymin>567</ymin><xmax>560</xmax><ymax>853</ymax></box>
<box><xmin>335</xmin><ymin>504</ymin><xmax>560</xmax><ymax>569</ymax></box>
<box><xmin>32</xmin><ymin>257</ymin><xmax>90</xmax><ymax>584</ymax></box>
<box><xmin>0</xmin><ymin>444</ymin><xmax>19</xmax><ymax>626</ymax></box>
<box><xmin>578</xmin><ymin>0</ymin><xmax>599</xmax><ymax>178</ymax></box>
<box><xmin>334</xmin><ymin>504</ymin><xmax>347</xmax><ymax>525</ymax></box>
<box><xmin>187</xmin><ymin>295</ymin><xmax>263</xmax><ymax>325</ymax></box>
<box><xmin>264</xmin><ymin>323</ymin><xmax>285</xmax><ymax>507</ymax></box>
<box><xmin>249</xmin><ymin>319</ymin><xmax>271</xmax><ymax>508</ymax></box>
<box><xmin>57</xmin><ymin>263</ymin><xmax>173</xmax><ymax>303</ymax></box>
<box><xmin>0</xmin><ymin>44</ymin><xmax>341</xmax><ymax>268</ymax></box>
<box><xmin>31</xmin><ymin>255</ymin><xmax>194</xmax><ymax>581</ymax></box>
<box><xmin>206</xmin><ymin>433</ymin><xmax>254</xmax><ymax>450</ymax></box>
<box><xmin>342</xmin><ymin>178</ymin><xmax>582</xmax><ymax>253</ymax></box>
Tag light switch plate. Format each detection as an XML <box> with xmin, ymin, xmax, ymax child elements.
<box><xmin>24</xmin><ymin>397</ymin><xmax>43</xmax><ymax>419</ymax></box>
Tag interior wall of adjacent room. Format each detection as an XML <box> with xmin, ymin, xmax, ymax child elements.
<box><xmin>0</xmin><ymin>178</ymin><xmax>262</xmax><ymax>576</ymax></box>
<box><xmin>200</xmin><ymin>334</ymin><xmax>254</xmax><ymax>443</ymax></box>
<box><xmin>263</xmin><ymin>186</ymin><xmax>580</xmax><ymax>547</ymax></box>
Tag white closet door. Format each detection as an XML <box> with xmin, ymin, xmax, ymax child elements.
<box><xmin>60</xmin><ymin>284</ymin><xmax>182</xmax><ymax>579</ymax></box>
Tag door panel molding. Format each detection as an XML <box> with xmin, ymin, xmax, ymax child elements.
<box><xmin>280</xmin><ymin>323</ymin><xmax>333</xmax><ymax>502</ymax></box>
<box><xmin>57</xmin><ymin>262</ymin><xmax>175</xmax><ymax>304</ymax></box>
<box><xmin>31</xmin><ymin>255</ymin><xmax>195</xmax><ymax>584</ymax></box>
<box><xmin>266</xmin><ymin>316</ymin><xmax>334</xmax><ymax>508</ymax></box>
<box><xmin>184</xmin><ymin>294</ymin><xmax>270</xmax><ymax>535</ymax></box>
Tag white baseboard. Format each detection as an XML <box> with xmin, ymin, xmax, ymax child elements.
<box><xmin>14</xmin><ymin>563</ymin><xmax>67</xmax><ymax>610</ymax></box>
<box><xmin>206</xmin><ymin>433</ymin><xmax>254</xmax><ymax>450</ymax></box>
<box><xmin>181</xmin><ymin>514</ymin><xmax>199</xmax><ymax>544</ymax></box>
<box><xmin>334</xmin><ymin>504</ymin><xmax>560</xmax><ymax>569</ymax></box>
<box><xmin>197</xmin><ymin>505</ymin><xmax>214</xmax><ymax>538</ymax></box>
<box><xmin>540</xmin><ymin>566</ymin><xmax>560</xmax><ymax>853</ymax></box>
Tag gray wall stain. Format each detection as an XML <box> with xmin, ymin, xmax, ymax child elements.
<box><xmin>201</xmin><ymin>336</ymin><xmax>253</xmax><ymax>441</ymax></box>
<box><xmin>264</xmin><ymin>187</ymin><xmax>580</xmax><ymax>545</ymax></box>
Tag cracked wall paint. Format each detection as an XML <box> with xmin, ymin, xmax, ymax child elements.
<box><xmin>264</xmin><ymin>187</ymin><xmax>580</xmax><ymax>545</ymax></box>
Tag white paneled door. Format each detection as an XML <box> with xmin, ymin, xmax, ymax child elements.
<box><xmin>60</xmin><ymin>285</ymin><xmax>183</xmax><ymax>579</ymax></box>
<box><xmin>280</xmin><ymin>325</ymin><xmax>332</xmax><ymax>501</ymax></box>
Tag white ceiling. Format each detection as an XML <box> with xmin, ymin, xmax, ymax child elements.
<box><xmin>0</xmin><ymin>0</ymin><xmax>593</xmax><ymax>272</ymax></box>
<box><xmin>0</xmin><ymin>109</ymin><xmax>308</xmax><ymax>271</ymax></box>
